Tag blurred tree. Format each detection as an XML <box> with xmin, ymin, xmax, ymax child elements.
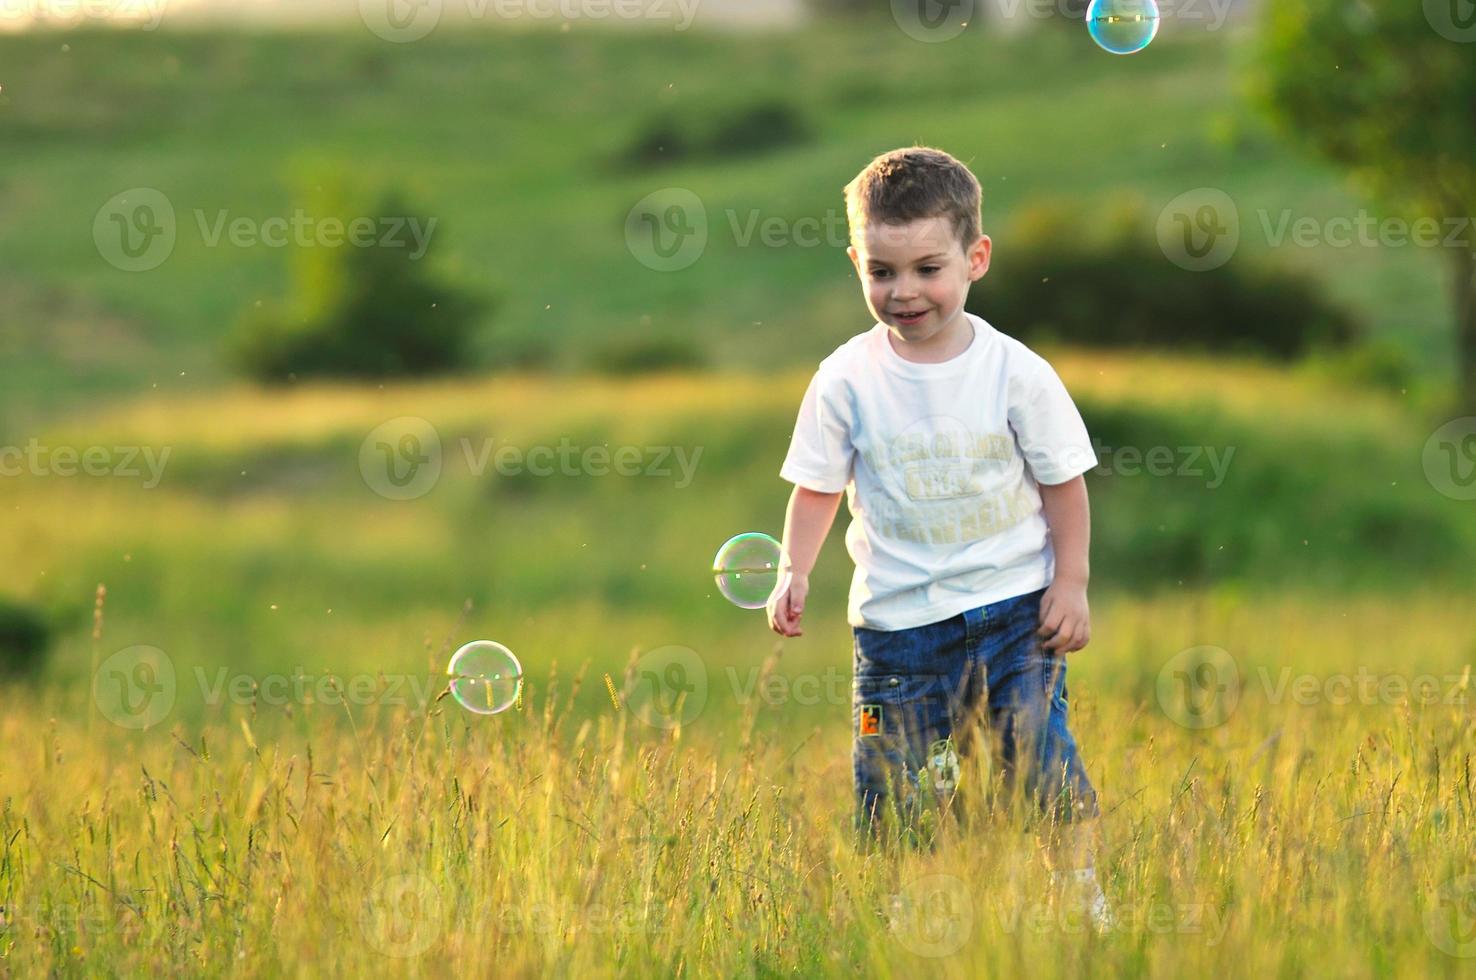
<box><xmin>1257</xmin><ymin>0</ymin><xmax>1476</xmax><ymax>410</ymax></box>
<box><xmin>228</xmin><ymin>178</ymin><xmax>489</xmax><ymax>382</ymax></box>
<box><xmin>0</xmin><ymin>596</ymin><xmax>49</xmax><ymax>680</ymax></box>
<box><xmin>973</xmin><ymin>197</ymin><xmax>1360</xmax><ymax>358</ymax></box>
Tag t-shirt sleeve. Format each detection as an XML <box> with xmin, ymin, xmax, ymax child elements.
<box><xmin>1008</xmin><ymin>356</ymin><xmax>1098</xmax><ymax>486</ymax></box>
<box><xmin>779</xmin><ymin>370</ymin><xmax>854</xmax><ymax>493</ymax></box>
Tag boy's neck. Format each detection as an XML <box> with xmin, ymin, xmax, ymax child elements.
<box><xmin>887</xmin><ymin>311</ymin><xmax>975</xmax><ymax>364</ymax></box>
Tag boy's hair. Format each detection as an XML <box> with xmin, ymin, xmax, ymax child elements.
<box><xmin>843</xmin><ymin>146</ymin><xmax>982</xmax><ymax>254</ymax></box>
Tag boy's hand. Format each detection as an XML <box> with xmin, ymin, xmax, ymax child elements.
<box><xmin>767</xmin><ymin>568</ymin><xmax>809</xmax><ymax>637</ymax></box>
<box><xmin>1037</xmin><ymin>579</ymin><xmax>1090</xmax><ymax>653</ymax></box>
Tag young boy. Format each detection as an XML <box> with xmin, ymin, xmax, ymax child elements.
<box><xmin>766</xmin><ymin>146</ymin><xmax>1107</xmax><ymax>919</ymax></box>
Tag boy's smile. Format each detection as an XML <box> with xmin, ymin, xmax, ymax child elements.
<box><xmin>847</xmin><ymin>215</ymin><xmax>991</xmax><ymax>363</ymax></box>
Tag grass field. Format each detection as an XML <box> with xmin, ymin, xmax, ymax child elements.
<box><xmin>2</xmin><ymin>348</ymin><xmax>1474</xmax><ymax>975</ymax></box>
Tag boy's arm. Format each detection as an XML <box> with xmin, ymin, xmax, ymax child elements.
<box><xmin>1037</xmin><ymin>475</ymin><xmax>1091</xmax><ymax>652</ymax></box>
<box><xmin>767</xmin><ymin>485</ymin><xmax>844</xmax><ymax>637</ymax></box>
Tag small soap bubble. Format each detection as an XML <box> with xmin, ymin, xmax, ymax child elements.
<box><xmin>447</xmin><ymin>640</ymin><xmax>523</xmax><ymax>715</ymax></box>
<box><xmin>712</xmin><ymin>532</ymin><xmax>781</xmax><ymax>610</ymax></box>
<box><xmin>1086</xmin><ymin>0</ymin><xmax>1160</xmax><ymax>55</ymax></box>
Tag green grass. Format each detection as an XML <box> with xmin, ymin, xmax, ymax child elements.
<box><xmin>0</xmin><ymin>351</ymin><xmax>1472</xmax><ymax>974</ymax></box>
<box><xmin>0</xmin><ymin>20</ymin><xmax>1457</xmax><ymax>429</ymax></box>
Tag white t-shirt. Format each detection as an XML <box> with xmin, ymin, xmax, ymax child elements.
<box><xmin>780</xmin><ymin>312</ymin><xmax>1097</xmax><ymax>631</ymax></box>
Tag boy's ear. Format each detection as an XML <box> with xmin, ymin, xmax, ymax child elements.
<box><xmin>969</xmin><ymin>235</ymin><xmax>992</xmax><ymax>282</ymax></box>
<box><xmin>846</xmin><ymin>245</ymin><xmax>861</xmax><ymax>276</ymax></box>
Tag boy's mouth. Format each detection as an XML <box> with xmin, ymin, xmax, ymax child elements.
<box><xmin>893</xmin><ymin>309</ymin><xmax>929</xmax><ymax>325</ymax></box>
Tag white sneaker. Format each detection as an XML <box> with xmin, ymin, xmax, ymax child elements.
<box><xmin>1052</xmin><ymin>868</ymin><xmax>1115</xmax><ymax>933</ymax></box>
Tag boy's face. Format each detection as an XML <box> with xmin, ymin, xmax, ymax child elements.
<box><xmin>847</xmin><ymin>215</ymin><xmax>991</xmax><ymax>347</ymax></box>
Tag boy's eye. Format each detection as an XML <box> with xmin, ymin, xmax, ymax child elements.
<box><xmin>868</xmin><ymin>266</ymin><xmax>940</xmax><ymax>278</ymax></box>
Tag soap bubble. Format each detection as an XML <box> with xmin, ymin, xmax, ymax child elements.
<box><xmin>712</xmin><ymin>532</ymin><xmax>781</xmax><ymax>609</ymax></box>
<box><xmin>1086</xmin><ymin>0</ymin><xmax>1160</xmax><ymax>55</ymax></box>
<box><xmin>447</xmin><ymin>640</ymin><xmax>523</xmax><ymax>715</ymax></box>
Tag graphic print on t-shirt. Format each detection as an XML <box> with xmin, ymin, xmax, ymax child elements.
<box><xmin>860</xmin><ymin>414</ymin><xmax>1036</xmax><ymax>547</ymax></box>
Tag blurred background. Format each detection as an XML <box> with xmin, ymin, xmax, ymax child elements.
<box><xmin>0</xmin><ymin>0</ymin><xmax>1473</xmax><ymax>734</ymax></box>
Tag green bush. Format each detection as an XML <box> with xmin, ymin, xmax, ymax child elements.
<box><xmin>969</xmin><ymin>199</ymin><xmax>1359</xmax><ymax>358</ymax></box>
<box><xmin>614</xmin><ymin>97</ymin><xmax>813</xmax><ymax>171</ymax></box>
<box><xmin>587</xmin><ymin>335</ymin><xmax>707</xmax><ymax>375</ymax></box>
<box><xmin>1309</xmin><ymin>338</ymin><xmax>1417</xmax><ymax>394</ymax></box>
<box><xmin>228</xmin><ymin>181</ymin><xmax>489</xmax><ymax>382</ymax></box>
<box><xmin>0</xmin><ymin>596</ymin><xmax>50</xmax><ymax>680</ymax></box>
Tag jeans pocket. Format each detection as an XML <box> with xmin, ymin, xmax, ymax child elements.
<box><xmin>854</xmin><ymin>671</ymin><xmax>948</xmax><ymax>742</ymax></box>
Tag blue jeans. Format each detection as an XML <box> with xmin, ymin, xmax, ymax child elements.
<box><xmin>851</xmin><ymin>588</ymin><xmax>1098</xmax><ymax>838</ymax></box>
